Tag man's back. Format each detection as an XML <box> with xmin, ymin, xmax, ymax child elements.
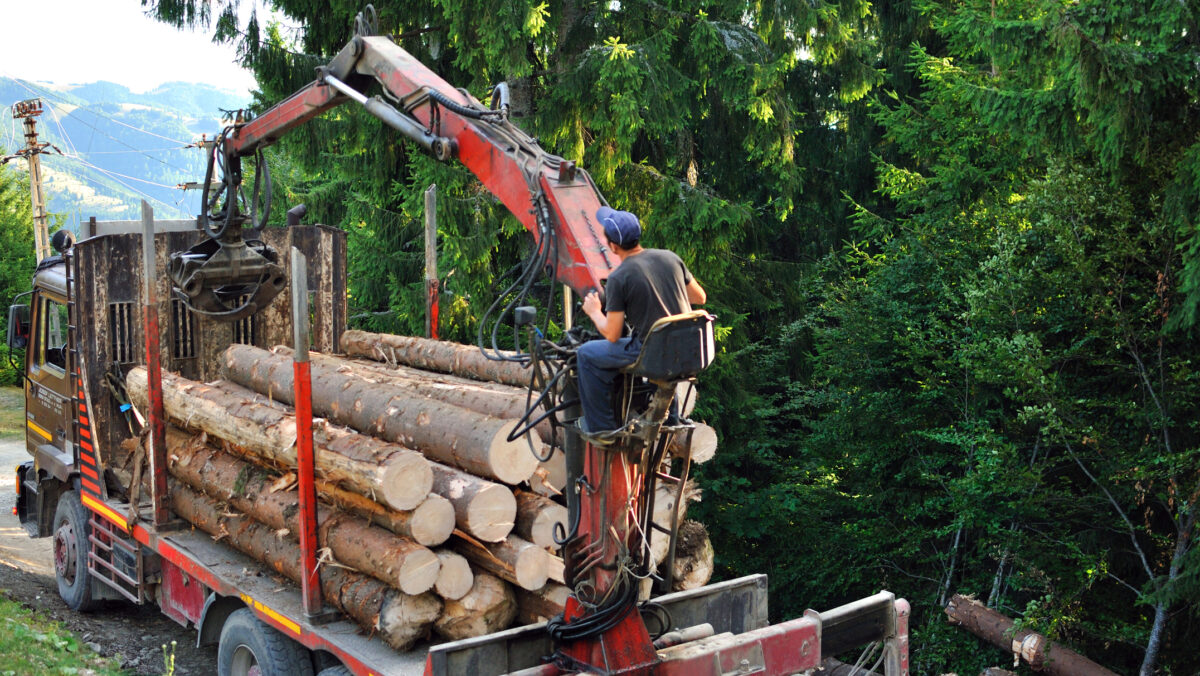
<box><xmin>605</xmin><ymin>248</ymin><xmax>694</xmax><ymax>340</ymax></box>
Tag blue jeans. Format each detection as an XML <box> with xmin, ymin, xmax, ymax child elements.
<box><xmin>576</xmin><ymin>337</ymin><xmax>641</xmax><ymax>433</ymax></box>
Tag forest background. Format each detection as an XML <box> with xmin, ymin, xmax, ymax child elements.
<box><xmin>4</xmin><ymin>0</ymin><xmax>1199</xmax><ymax>673</ymax></box>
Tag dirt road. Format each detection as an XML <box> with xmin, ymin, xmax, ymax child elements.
<box><xmin>0</xmin><ymin>436</ymin><xmax>217</xmax><ymax>674</ymax></box>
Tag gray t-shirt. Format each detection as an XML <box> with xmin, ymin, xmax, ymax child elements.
<box><xmin>605</xmin><ymin>248</ymin><xmax>694</xmax><ymax>340</ymax></box>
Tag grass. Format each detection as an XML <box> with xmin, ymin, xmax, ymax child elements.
<box><xmin>0</xmin><ymin>594</ymin><xmax>128</xmax><ymax>675</ymax></box>
<box><xmin>0</xmin><ymin>387</ymin><xmax>23</xmax><ymax>440</ymax></box>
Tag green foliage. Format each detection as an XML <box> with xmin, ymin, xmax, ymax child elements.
<box><xmin>0</xmin><ymin>594</ymin><xmax>125</xmax><ymax>675</ymax></box>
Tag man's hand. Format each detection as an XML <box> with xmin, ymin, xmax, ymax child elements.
<box><xmin>582</xmin><ymin>290</ymin><xmax>603</xmax><ymax>318</ymax></box>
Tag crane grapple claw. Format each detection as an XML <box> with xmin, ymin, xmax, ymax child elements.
<box><xmin>167</xmin><ymin>235</ymin><xmax>286</xmax><ymax>322</ymax></box>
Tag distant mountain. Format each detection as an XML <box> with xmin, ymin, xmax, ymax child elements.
<box><xmin>0</xmin><ymin>78</ymin><xmax>251</xmax><ymax>226</ymax></box>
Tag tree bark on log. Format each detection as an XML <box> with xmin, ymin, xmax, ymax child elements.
<box><xmin>126</xmin><ymin>366</ymin><xmax>432</xmax><ymax>511</ymax></box>
<box><xmin>513</xmin><ymin>490</ymin><xmax>566</xmax><ymax>550</ymax></box>
<box><xmin>221</xmin><ymin>345</ymin><xmax>543</xmax><ymax>485</ymax></box>
<box><xmin>314</xmin><ymin>480</ymin><xmax>455</xmax><ymax>547</ymax></box>
<box><xmin>430</xmin><ymin>463</ymin><xmax>516</xmax><ymax>542</ymax></box>
<box><xmin>649</xmin><ymin>480</ymin><xmax>699</xmax><ymax>568</ymax></box>
<box><xmin>165</xmin><ymin>427</ymin><xmax>440</xmax><ymax>595</ymax></box>
<box><xmin>529</xmin><ymin>447</ymin><xmax>566</xmax><ymax>498</ymax></box>
<box><xmin>341</xmin><ymin>330</ymin><xmax>545</xmax><ymax>388</ymax></box>
<box><xmin>433</xmin><ymin>572</ymin><xmax>517</xmax><ymax>640</ymax></box>
<box><xmin>294</xmin><ymin>348</ymin><xmax>555</xmax><ymax>443</ymax></box>
<box><xmin>434</xmin><ymin>550</ymin><xmax>474</xmax><ymax>601</ymax></box>
<box><xmin>169</xmin><ymin>482</ymin><xmax>442</xmax><ymax>650</ymax></box>
<box><xmin>670</xmin><ymin>520</ymin><xmax>714</xmax><ymax>591</ymax></box>
<box><xmin>514</xmin><ymin>583</ymin><xmax>570</xmax><ymax>625</ymax></box>
<box><xmin>452</xmin><ymin>534</ymin><xmax>549</xmax><ymax>591</ymax></box>
<box><xmin>945</xmin><ymin>594</ymin><xmax>1120</xmax><ymax>676</ymax></box>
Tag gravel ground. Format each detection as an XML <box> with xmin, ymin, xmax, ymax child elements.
<box><xmin>0</xmin><ymin>437</ymin><xmax>218</xmax><ymax>675</ymax></box>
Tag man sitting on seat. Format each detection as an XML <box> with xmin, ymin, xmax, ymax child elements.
<box><xmin>578</xmin><ymin>207</ymin><xmax>706</xmax><ymax>438</ymax></box>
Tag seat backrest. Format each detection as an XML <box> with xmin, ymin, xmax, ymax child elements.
<box><xmin>625</xmin><ymin>310</ymin><xmax>716</xmax><ymax>382</ymax></box>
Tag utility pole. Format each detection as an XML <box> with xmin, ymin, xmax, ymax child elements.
<box><xmin>12</xmin><ymin>99</ymin><xmax>52</xmax><ymax>261</ymax></box>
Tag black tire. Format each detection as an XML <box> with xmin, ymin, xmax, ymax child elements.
<box><xmin>218</xmin><ymin>608</ymin><xmax>315</xmax><ymax>676</ymax></box>
<box><xmin>316</xmin><ymin>667</ymin><xmax>352</xmax><ymax>676</ymax></box>
<box><xmin>53</xmin><ymin>490</ymin><xmax>100</xmax><ymax>612</ymax></box>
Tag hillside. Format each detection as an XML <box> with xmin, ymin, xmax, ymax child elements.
<box><xmin>1</xmin><ymin>78</ymin><xmax>250</xmax><ymax>225</ymax></box>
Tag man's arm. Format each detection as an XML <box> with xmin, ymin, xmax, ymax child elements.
<box><xmin>686</xmin><ymin>278</ymin><xmax>706</xmax><ymax>305</ymax></box>
<box><xmin>583</xmin><ymin>291</ymin><xmax>625</xmax><ymax>342</ymax></box>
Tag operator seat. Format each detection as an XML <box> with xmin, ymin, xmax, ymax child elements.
<box><xmin>622</xmin><ymin>310</ymin><xmax>716</xmax><ymax>384</ymax></box>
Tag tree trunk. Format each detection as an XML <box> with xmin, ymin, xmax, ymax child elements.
<box><xmin>668</xmin><ymin>423</ymin><xmax>718</xmax><ymax>465</ymax></box>
<box><xmin>514</xmin><ymin>582</ymin><xmax>571</xmax><ymax>625</ymax></box>
<box><xmin>434</xmin><ymin>572</ymin><xmax>517</xmax><ymax>640</ymax></box>
<box><xmin>513</xmin><ymin>490</ymin><xmax>567</xmax><ymax>550</ymax></box>
<box><xmin>313</xmin><ymin>479</ymin><xmax>455</xmax><ymax>547</ymax></box>
<box><xmin>670</xmin><ymin>520</ymin><xmax>714</xmax><ymax>591</ymax></box>
<box><xmin>341</xmin><ymin>330</ymin><xmax>545</xmax><ymax>388</ymax></box>
<box><xmin>452</xmin><ymin>534</ymin><xmax>549</xmax><ymax>591</ymax></box>
<box><xmin>945</xmin><ymin>594</ymin><xmax>1119</xmax><ymax>676</ymax></box>
<box><xmin>165</xmin><ymin>427</ymin><xmax>440</xmax><ymax>595</ymax></box>
<box><xmin>126</xmin><ymin>366</ymin><xmax>432</xmax><ymax>511</ymax></box>
<box><xmin>434</xmin><ymin>550</ymin><xmax>474</xmax><ymax>601</ymax></box>
<box><xmin>222</xmin><ymin>345</ymin><xmax>543</xmax><ymax>485</ymax></box>
<box><xmin>430</xmin><ymin>462</ymin><xmax>516</xmax><ymax>542</ymax></box>
<box><xmin>169</xmin><ymin>482</ymin><xmax>442</xmax><ymax>651</ymax></box>
<box><xmin>295</xmin><ymin>348</ymin><xmax>555</xmax><ymax>443</ymax></box>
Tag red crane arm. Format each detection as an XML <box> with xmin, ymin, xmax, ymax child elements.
<box><xmin>224</xmin><ymin>35</ymin><xmax>617</xmax><ymax>298</ymax></box>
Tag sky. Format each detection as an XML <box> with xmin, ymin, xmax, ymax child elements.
<box><xmin>1</xmin><ymin>0</ymin><xmax>257</xmax><ymax>95</ymax></box>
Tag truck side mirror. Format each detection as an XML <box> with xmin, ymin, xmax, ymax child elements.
<box><xmin>6</xmin><ymin>304</ymin><xmax>30</xmax><ymax>350</ymax></box>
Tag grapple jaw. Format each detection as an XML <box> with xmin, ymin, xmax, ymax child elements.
<box><xmin>167</xmin><ymin>233</ymin><xmax>286</xmax><ymax>322</ymax></box>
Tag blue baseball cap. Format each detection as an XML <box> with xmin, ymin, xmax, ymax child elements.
<box><xmin>596</xmin><ymin>207</ymin><xmax>642</xmax><ymax>249</ymax></box>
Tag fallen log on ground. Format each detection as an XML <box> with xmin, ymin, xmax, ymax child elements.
<box><xmin>945</xmin><ymin>594</ymin><xmax>1119</xmax><ymax>676</ymax></box>
<box><xmin>165</xmin><ymin>427</ymin><xmax>440</xmax><ymax>595</ymax></box>
<box><xmin>513</xmin><ymin>490</ymin><xmax>567</xmax><ymax>550</ymax></box>
<box><xmin>169</xmin><ymin>482</ymin><xmax>442</xmax><ymax>650</ymax></box>
<box><xmin>342</xmin><ymin>330</ymin><xmax>545</xmax><ymax>388</ymax></box>
<box><xmin>434</xmin><ymin>550</ymin><xmax>474</xmax><ymax>601</ymax></box>
<box><xmin>126</xmin><ymin>366</ymin><xmax>432</xmax><ymax>511</ymax></box>
<box><xmin>433</xmin><ymin>572</ymin><xmax>517</xmax><ymax>640</ymax></box>
<box><xmin>452</xmin><ymin>534</ymin><xmax>549</xmax><ymax>591</ymax></box>
<box><xmin>430</xmin><ymin>463</ymin><xmax>516</xmax><ymax>543</ymax></box>
<box><xmin>514</xmin><ymin>582</ymin><xmax>571</xmax><ymax>625</ymax></box>
<box><xmin>222</xmin><ymin>345</ymin><xmax>543</xmax><ymax>485</ymax></box>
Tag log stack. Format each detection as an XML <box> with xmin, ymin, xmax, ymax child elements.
<box><xmin>123</xmin><ymin>331</ymin><xmax>718</xmax><ymax>645</ymax></box>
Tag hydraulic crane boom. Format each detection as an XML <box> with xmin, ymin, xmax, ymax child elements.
<box><xmin>178</xmin><ymin>22</ymin><xmax>617</xmax><ymax>312</ymax></box>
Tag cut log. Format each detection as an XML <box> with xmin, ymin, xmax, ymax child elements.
<box><xmin>452</xmin><ymin>534</ymin><xmax>549</xmax><ymax>591</ymax></box>
<box><xmin>314</xmin><ymin>481</ymin><xmax>455</xmax><ymax>547</ymax></box>
<box><xmin>668</xmin><ymin>423</ymin><xmax>719</xmax><ymax>465</ymax></box>
<box><xmin>546</xmin><ymin>554</ymin><xmax>565</xmax><ymax>585</ymax></box>
<box><xmin>169</xmin><ymin>482</ymin><xmax>441</xmax><ymax>650</ymax></box>
<box><xmin>945</xmin><ymin>594</ymin><xmax>1120</xmax><ymax>676</ymax></box>
<box><xmin>126</xmin><ymin>366</ymin><xmax>432</xmax><ymax>511</ymax></box>
<box><xmin>433</xmin><ymin>572</ymin><xmax>517</xmax><ymax>640</ymax></box>
<box><xmin>514</xmin><ymin>583</ymin><xmax>571</xmax><ymax>625</ymax></box>
<box><xmin>165</xmin><ymin>427</ymin><xmax>439</xmax><ymax>595</ymax></box>
<box><xmin>342</xmin><ymin>330</ymin><xmax>546</xmax><ymax>388</ymax></box>
<box><xmin>670</xmin><ymin>520</ymin><xmax>714</xmax><ymax>591</ymax></box>
<box><xmin>434</xmin><ymin>550</ymin><xmax>474</xmax><ymax>601</ymax></box>
<box><xmin>430</xmin><ymin>463</ymin><xmax>516</xmax><ymax>542</ymax></box>
<box><xmin>649</xmin><ymin>480</ymin><xmax>699</xmax><ymax>568</ymax></box>
<box><xmin>291</xmin><ymin>348</ymin><xmax>555</xmax><ymax>443</ymax></box>
<box><xmin>221</xmin><ymin>345</ymin><xmax>543</xmax><ymax>485</ymax></box>
<box><xmin>513</xmin><ymin>490</ymin><xmax>566</xmax><ymax>550</ymax></box>
<box><xmin>529</xmin><ymin>447</ymin><xmax>566</xmax><ymax>498</ymax></box>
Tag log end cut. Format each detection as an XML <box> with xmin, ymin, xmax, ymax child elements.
<box><xmin>434</xmin><ymin>572</ymin><xmax>517</xmax><ymax>640</ymax></box>
<box><xmin>411</xmin><ymin>495</ymin><xmax>456</xmax><ymax>546</ymax></box>
<box><xmin>378</xmin><ymin>450</ymin><xmax>435</xmax><ymax>511</ymax></box>
<box><xmin>377</xmin><ymin>591</ymin><xmax>443</xmax><ymax>652</ymax></box>
<box><xmin>488</xmin><ymin>422</ymin><xmax>543</xmax><ymax>485</ymax></box>
<box><xmin>434</xmin><ymin>550</ymin><xmax>475</xmax><ymax>601</ymax></box>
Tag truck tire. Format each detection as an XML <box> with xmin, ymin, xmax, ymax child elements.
<box><xmin>316</xmin><ymin>667</ymin><xmax>352</xmax><ymax>676</ymax></box>
<box><xmin>218</xmin><ymin>608</ymin><xmax>315</xmax><ymax>676</ymax></box>
<box><xmin>53</xmin><ymin>490</ymin><xmax>100</xmax><ymax>612</ymax></box>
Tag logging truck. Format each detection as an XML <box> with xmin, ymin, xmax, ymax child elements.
<box><xmin>4</xmin><ymin>6</ymin><xmax>910</xmax><ymax>676</ymax></box>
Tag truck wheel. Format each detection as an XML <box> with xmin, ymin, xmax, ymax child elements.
<box><xmin>218</xmin><ymin>608</ymin><xmax>315</xmax><ymax>676</ymax></box>
<box><xmin>53</xmin><ymin>490</ymin><xmax>100</xmax><ymax>612</ymax></box>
